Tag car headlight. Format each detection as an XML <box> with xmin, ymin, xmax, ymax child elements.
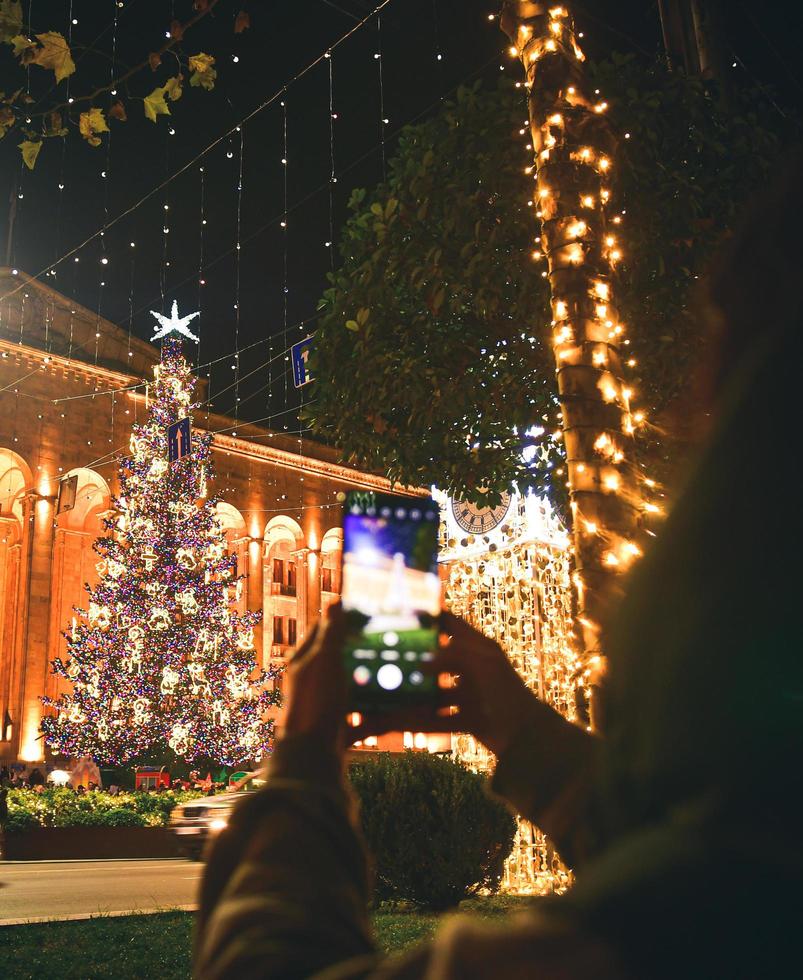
<box><xmin>209</xmin><ymin>817</ymin><xmax>228</xmax><ymax>832</ymax></box>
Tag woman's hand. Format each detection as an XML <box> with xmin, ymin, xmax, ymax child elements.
<box><xmin>282</xmin><ymin>604</ymin><xmax>348</xmax><ymax>747</ymax></box>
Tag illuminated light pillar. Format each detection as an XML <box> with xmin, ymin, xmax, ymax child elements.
<box><xmin>294</xmin><ymin>548</ymin><xmax>310</xmax><ymax>642</ymax></box>
<box><xmin>306</xmin><ymin>549</ymin><xmax>321</xmax><ymax>634</ymax></box>
<box><xmin>19</xmin><ymin>489</ymin><xmax>56</xmax><ymax>761</ymax></box>
<box><xmin>247</xmin><ymin>536</ymin><xmax>264</xmax><ymax>667</ymax></box>
<box><xmin>500</xmin><ymin>2</ymin><xmax>654</xmax><ymax>720</ymax></box>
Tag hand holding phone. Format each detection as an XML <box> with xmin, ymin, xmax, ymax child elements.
<box><xmin>341</xmin><ymin>492</ymin><xmax>441</xmax><ymax>713</ymax></box>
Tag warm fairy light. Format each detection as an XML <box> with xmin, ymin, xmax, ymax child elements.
<box><xmin>549</xmin><ymin>5</ymin><xmax>568</xmax><ymax>17</ymax></box>
<box><xmin>504</xmin><ymin>2</ymin><xmax>654</xmax><ymax>734</ymax></box>
<box><xmin>644</xmin><ymin>477</ymin><xmax>657</xmax><ymax>488</ymax></box>
<box><xmin>644</xmin><ymin>502</ymin><xmax>661</xmax><ymax>514</ymax></box>
<box><xmin>538</xmin><ymin>187</ymin><xmax>551</xmax><ymax>199</ymax></box>
<box><xmin>566</xmin><ymin>243</ymin><xmax>584</xmax><ymax>264</ymax></box>
<box><xmin>594</xmin><ymin>433</ymin><xmax>613</xmax><ymax>453</ymax></box>
<box><xmin>601</xmin><ymin>384</ymin><xmax>617</xmax><ymax>402</ymax></box>
<box><xmin>509</xmin><ymin>45</ymin><xmax>519</xmax><ymax>57</ymax></box>
<box><xmin>40</xmin><ymin>340</ymin><xmax>280</xmax><ymax>766</ymax></box>
<box><xmin>442</xmin><ymin>491</ymin><xmax>577</xmax><ymax>895</ymax></box>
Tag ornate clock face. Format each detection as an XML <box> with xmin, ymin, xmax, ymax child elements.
<box><xmin>451</xmin><ymin>493</ymin><xmax>512</xmax><ymax>535</ymax></box>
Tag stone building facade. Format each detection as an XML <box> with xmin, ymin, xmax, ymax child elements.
<box><xmin>0</xmin><ymin>268</ymin><xmax>433</xmax><ymax>764</ymax></box>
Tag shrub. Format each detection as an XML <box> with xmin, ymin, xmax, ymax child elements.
<box><xmin>349</xmin><ymin>752</ymin><xmax>516</xmax><ymax>910</ymax></box>
<box><xmin>100</xmin><ymin>808</ymin><xmax>147</xmax><ymax>828</ymax></box>
<box><xmin>1</xmin><ymin>786</ymin><xmax>203</xmax><ymax>831</ymax></box>
<box><xmin>3</xmin><ymin>805</ymin><xmax>39</xmax><ymax>834</ymax></box>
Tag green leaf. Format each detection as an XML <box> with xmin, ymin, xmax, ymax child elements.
<box><xmin>345</xmin><ymin>320</ymin><xmax>360</xmax><ymax>331</ymax></box>
<box><xmin>18</xmin><ymin>138</ymin><xmax>41</xmax><ymax>169</ymax></box>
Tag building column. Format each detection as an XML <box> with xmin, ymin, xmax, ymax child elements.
<box><xmin>294</xmin><ymin>548</ymin><xmax>309</xmax><ymax>642</ymax></box>
<box><xmin>0</xmin><ymin>523</ymin><xmax>22</xmax><ymax>759</ymax></box>
<box><xmin>18</xmin><ymin>490</ymin><xmax>56</xmax><ymax>762</ymax></box>
<box><xmin>246</xmin><ymin>536</ymin><xmax>264</xmax><ymax>668</ymax></box>
<box><xmin>306</xmin><ymin>549</ymin><xmax>321</xmax><ymax>636</ymax></box>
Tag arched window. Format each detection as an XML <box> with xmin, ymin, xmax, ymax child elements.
<box><xmin>263</xmin><ymin>516</ymin><xmax>304</xmax><ymax>688</ymax></box>
<box><xmin>48</xmin><ymin>469</ymin><xmax>111</xmax><ymax>704</ymax></box>
<box><xmin>320</xmin><ymin>527</ymin><xmax>343</xmax><ymax>613</ymax></box>
<box><xmin>214</xmin><ymin>503</ymin><xmax>248</xmax><ymax>611</ymax></box>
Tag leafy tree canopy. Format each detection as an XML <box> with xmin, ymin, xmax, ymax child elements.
<box><xmin>307</xmin><ymin>53</ymin><xmax>791</xmax><ymax>505</ymax></box>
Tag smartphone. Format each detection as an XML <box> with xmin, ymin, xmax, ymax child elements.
<box><xmin>341</xmin><ymin>491</ymin><xmax>441</xmax><ymax>713</ymax></box>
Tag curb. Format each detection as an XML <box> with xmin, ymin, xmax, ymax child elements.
<box><xmin>0</xmin><ymin>905</ymin><xmax>197</xmax><ymax>927</ymax></box>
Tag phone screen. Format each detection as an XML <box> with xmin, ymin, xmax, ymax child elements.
<box><xmin>341</xmin><ymin>491</ymin><xmax>441</xmax><ymax>712</ymax></box>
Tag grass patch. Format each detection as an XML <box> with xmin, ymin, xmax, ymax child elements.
<box><xmin>0</xmin><ymin>898</ymin><xmax>537</xmax><ymax>978</ymax></box>
<box><xmin>0</xmin><ymin>911</ymin><xmax>193</xmax><ymax>980</ymax></box>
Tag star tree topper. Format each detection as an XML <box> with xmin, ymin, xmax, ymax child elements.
<box><xmin>150</xmin><ymin>300</ymin><xmax>201</xmax><ymax>343</ymax></box>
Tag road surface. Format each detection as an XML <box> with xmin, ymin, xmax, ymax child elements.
<box><xmin>0</xmin><ymin>859</ymin><xmax>202</xmax><ymax>924</ymax></box>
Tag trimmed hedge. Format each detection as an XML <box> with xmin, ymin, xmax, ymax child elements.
<box><xmin>349</xmin><ymin>752</ymin><xmax>516</xmax><ymax>910</ymax></box>
<box><xmin>2</xmin><ymin>786</ymin><xmax>203</xmax><ymax>831</ymax></box>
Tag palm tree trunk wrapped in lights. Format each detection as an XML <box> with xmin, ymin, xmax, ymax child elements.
<box><xmin>499</xmin><ymin>2</ymin><xmax>655</xmax><ymax>720</ymax></box>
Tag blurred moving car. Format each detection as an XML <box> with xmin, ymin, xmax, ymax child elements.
<box><xmin>169</xmin><ymin>771</ymin><xmax>266</xmax><ymax>860</ymax></box>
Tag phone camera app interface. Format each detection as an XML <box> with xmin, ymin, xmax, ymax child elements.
<box><xmin>342</xmin><ymin>494</ymin><xmax>440</xmax><ymax>705</ymax></box>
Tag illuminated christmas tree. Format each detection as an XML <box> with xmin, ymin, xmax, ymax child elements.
<box><xmin>41</xmin><ymin>335</ymin><xmax>280</xmax><ymax>766</ymax></box>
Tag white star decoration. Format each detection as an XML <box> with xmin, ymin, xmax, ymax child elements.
<box><xmin>150</xmin><ymin>300</ymin><xmax>201</xmax><ymax>343</ymax></box>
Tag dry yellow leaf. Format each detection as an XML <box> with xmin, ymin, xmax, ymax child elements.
<box><xmin>18</xmin><ymin>138</ymin><xmax>41</xmax><ymax>169</ymax></box>
<box><xmin>79</xmin><ymin>107</ymin><xmax>109</xmax><ymax>147</ymax></box>
<box><xmin>31</xmin><ymin>31</ymin><xmax>75</xmax><ymax>83</ymax></box>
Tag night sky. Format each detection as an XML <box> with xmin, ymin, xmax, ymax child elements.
<box><xmin>2</xmin><ymin>0</ymin><xmax>801</xmax><ymax>431</ymax></box>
